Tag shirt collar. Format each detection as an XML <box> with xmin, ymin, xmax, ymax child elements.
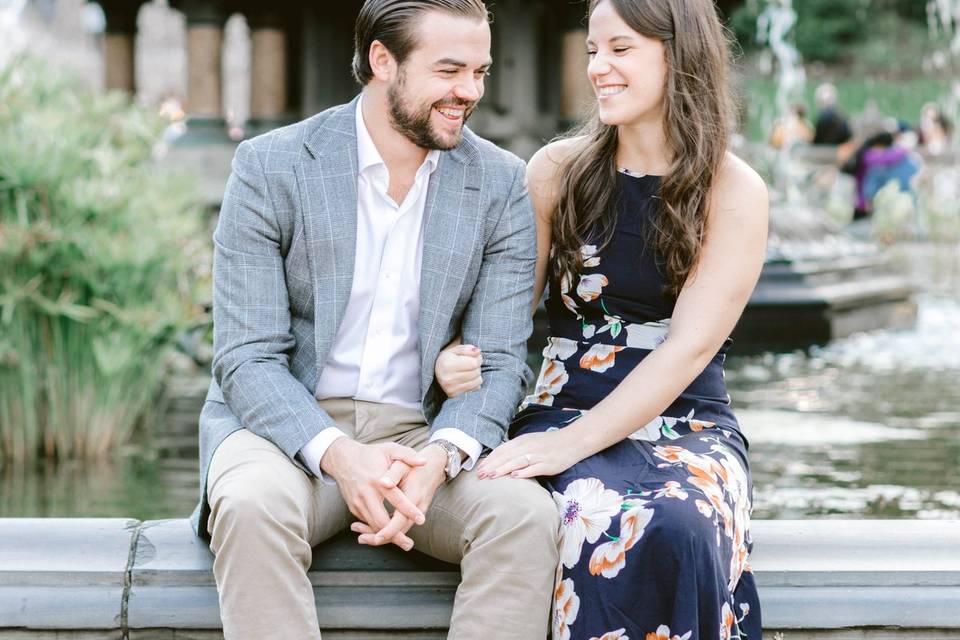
<box><xmin>355</xmin><ymin>97</ymin><xmax>440</xmax><ymax>176</ymax></box>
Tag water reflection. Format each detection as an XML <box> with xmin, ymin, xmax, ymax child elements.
<box><xmin>1</xmin><ymin>246</ymin><xmax>958</xmax><ymax>521</ymax></box>
<box><xmin>730</xmin><ymin>292</ymin><xmax>960</xmax><ymax>519</ymax></box>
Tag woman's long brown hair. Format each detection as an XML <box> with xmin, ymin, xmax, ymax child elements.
<box><xmin>552</xmin><ymin>0</ymin><xmax>736</xmax><ymax>298</ymax></box>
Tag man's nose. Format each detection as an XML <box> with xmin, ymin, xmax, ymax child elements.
<box><xmin>454</xmin><ymin>80</ymin><xmax>481</xmax><ymax>103</ymax></box>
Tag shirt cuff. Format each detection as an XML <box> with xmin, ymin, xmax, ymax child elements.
<box><xmin>299</xmin><ymin>427</ymin><xmax>348</xmax><ymax>485</ymax></box>
<box><xmin>430</xmin><ymin>429</ymin><xmax>484</xmax><ymax>471</ymax></box>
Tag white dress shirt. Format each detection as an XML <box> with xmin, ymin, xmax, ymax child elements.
<box><xmin>300</xmin><ymin>98</ymin><xmax>483</xmax><ymax>482</ymax></box>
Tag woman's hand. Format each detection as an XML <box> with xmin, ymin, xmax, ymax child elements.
<box><xmin>434</xmin><ymin>343</ymin><xmax>483</xmax><ymax>398</ymax></box>
<box><xmin>476</xmin><ymin>429</ymin><xmax>581</xmax><ymax>480</ymax></box>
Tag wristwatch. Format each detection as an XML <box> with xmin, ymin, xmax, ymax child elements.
<box><xmin>431</xmin><ymin>439</ymin><xmax>464</xmax><ymax>481</ymax></box>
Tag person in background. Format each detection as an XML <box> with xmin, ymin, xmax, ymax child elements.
<box><xmin>918</xmin><ymin>102</ymin><xmax>953</xmax><ymax>155</ymax></box>
<box><xmin>769</xmin><ymin>102</ymin><xmax>814</xmax><ymax>149</ymax></box>
<box><xmin>849</xmin><ymin>124</ymin><xmax>920</xmax><ymax>220</ymax></box>
<box><xmin>813</xmin><ymin>82</ymin><xmax>853</xmax><ymax>145</ymax></box>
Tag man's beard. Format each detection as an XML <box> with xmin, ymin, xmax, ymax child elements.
<box><xmin>387</xmin><ymin>72</ymin><xmax>475</xmax><ymax>151</ymax></box>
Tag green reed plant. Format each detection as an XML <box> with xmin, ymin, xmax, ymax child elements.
<box><xmin>0</xmin><ymin>58</ymin><xmax>208</xmax><ymax>460</ymax></box>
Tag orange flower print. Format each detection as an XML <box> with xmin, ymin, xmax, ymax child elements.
<box><xmin>559</xmin><ymin>273</ymin><xmax>580</xmax><ymax>316</ymax></box>
<box><xmin>579</xmin><ymin>344</ymin><xmax>624</xmax><ymax>373</ymax></box>
<box><xmin>576</xmin><ymin>273</ymin><xmax>608</xmax><ymax>301</ymax></box>
<box><xmin>653</xmin><ymin>439</ymin><xmax>755</xmax><ymax>596</ymax></box>
<box><xmin>553</xmin><ymin>478</ymin><xmax>623</xmax><ymax>569</ymax></box>
<box><xmin>527</xmin><ymin>359</ymin><xmax>568</xmax><ymax>407</ymax></box>
<box><xmin>589</xmin><ymin>502</ymin><xmax>653</xmax><ymax>578</ymax></box>
<box><xmin>645</xmin><ymin>625</ymin><xmax>692</xmax><ymax>640</ymax></box>
<box><xmin>589</xmin><ymin>629</ymin><xmax>628</xmax><ymax>640</ymax></box>
<box><xmin>653</xmin><ymin>480</ymin><xmax>689</xmax><ymax>500</ymax></box>
<box><xmin>689</xmin><ymin>419</ymin><xmax>716</xmax><ymax>432</ymax></box>
<box><xmin>719</xmin><ymin>602</ymin><xmax>735</xmax><ymax>640</ymax></box>
<box><xmin>553</xmin><ymin>577</ymin><xmax>580</xmax><ymax>640</ymax></box>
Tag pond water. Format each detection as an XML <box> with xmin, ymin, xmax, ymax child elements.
<box><xmin>1</xmin><ymin>242</ymin><xmax>958</xmax><ymax>522</ymax></box>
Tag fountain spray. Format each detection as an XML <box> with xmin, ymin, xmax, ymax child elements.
<box><xmin>0</xmin><ymin>0</ymin><xmax>27</xmax><ymax>68</ymax></box>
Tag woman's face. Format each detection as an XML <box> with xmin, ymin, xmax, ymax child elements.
<box><xmin>587</xmin><ymin>0</ymin><xmax>668</xmax><ymax>128</ymax></box>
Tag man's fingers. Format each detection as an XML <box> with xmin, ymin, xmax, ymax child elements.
<box><xmin>351</xmin><ymin>521</ymin><xmax>375</xmax><ymax>534</ymax></box>
<box><xmin>373</xmin><ymin>511</ymin><xmax>412</xmax><ymax>545</ymax></box>
<box><xmin>379</xmin><ymin>461</ymin><xmax>409</xmax><ymax>489</ymax></box>
<box><xmin>382</xmin><ymin>485</ymin><xmax>425</xmax><ymax>524</ymax></box>
<box><xmin>358</xmin><ymin>531</ymin><xmax>414</xmax><ymax>551</ymax></box>
<box><xmin>388</xmin><ymin>444</ymin><xmax>427</xmax><ymax>468</ymax></box>
<box><xmin>362</xmin><ymin>494</ymin><xmax>391</xmax><ymax>531</ymax></box>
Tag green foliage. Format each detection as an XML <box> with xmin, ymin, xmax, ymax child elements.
<box><xmin>729</xmin><ymin>0</ymin><xmax>931</xmax><ymax>65</ymax></box>
<box><xmin>0</xmin><ymin>58</ymin><xmax>209</xmax><ymax>460</ymax></box>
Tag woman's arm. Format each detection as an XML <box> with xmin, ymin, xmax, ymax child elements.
<box><xmin>478</xmin><ymin>153</ymin><xmax>769</xmax><ymax>479</ymax></box>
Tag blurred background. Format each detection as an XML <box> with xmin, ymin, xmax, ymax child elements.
<box><xmin>0</xmin><ymin>0</ymin><xmax>958</xmax><ymax>522</ymax></box>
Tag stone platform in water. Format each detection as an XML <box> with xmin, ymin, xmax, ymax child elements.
<box><xmin>1</xmin><ymin>518</ymin><xmax>958</xmax><ymax>638</ymax></box>
<box><xmin>735</xmin><ymin>254</ymin><xmax>918</xmax><ymax>352</ymax></box>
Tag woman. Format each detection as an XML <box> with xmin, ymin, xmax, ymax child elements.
<box><xmin>436</xmin><ymin>1</ymin><xmax>767</xmax><ymax>638</ymax></box>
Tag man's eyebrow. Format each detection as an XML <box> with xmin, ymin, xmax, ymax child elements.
<box><xmin>434</xmin><ymin>58</ymin><xmax>494</xmax><ymax>69</ymax></box>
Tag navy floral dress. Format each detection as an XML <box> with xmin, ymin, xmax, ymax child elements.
<box><xmin>512</xmin><ymin>171</ymin><xmax>761</xmax><ymax>640</ymax></box>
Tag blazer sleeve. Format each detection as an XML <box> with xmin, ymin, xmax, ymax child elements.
<box><xmin>429</xmin><ymin>160</ymin><xmax>537</xmax><ymax>450</ymax></box>
<box><xmin>210</xmin><ymin>140</ymin><xmax>339</xmax><ymax>465</ymax></box>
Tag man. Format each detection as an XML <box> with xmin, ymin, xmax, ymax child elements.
<box><xmin>812</xmin><ymin>82</ymin><xmax>853</xmax><ymax>146</ymax></box>
<box><xmin>189</xmin><ymin>0</ymin><xmax>560</xmax><ymax>638</ymax></box>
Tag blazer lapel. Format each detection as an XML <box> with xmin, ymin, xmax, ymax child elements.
<box><xmin>418</xmin><ymin>137</ymin><xmax>484</xmax><ymax>398</ymax></box>
<box><xmin>296</xmin><ymin>97</ymin><xmax>360</xmax><ymax>373</ymax></box>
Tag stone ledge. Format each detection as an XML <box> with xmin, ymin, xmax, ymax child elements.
<box><xmin>1</xmin><ymin>518</ymin><xmax>959</xmax><ymax>637</ymax></box>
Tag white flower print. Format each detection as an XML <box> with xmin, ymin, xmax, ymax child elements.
<box><xmin>581</xmin><ymin>244</ymin><xmax>601</xmax><ymax>268</ymax></box>
<box><xmin>576</xmin><ymin>273</ymin><xmax>608</xmax><ymax>302</ymax></box>
<box><xmin>588</xmin><ymin>629</ymin><xmax>629</xmax><ymax>640</ymax></box>
<box><xmin>629</xmin><ymin>416</ymin><xmax>666</xmax><ymax>442</ymax></box>
<box><xmin>543</xmin><ymin>337</ymin><xmax>578</xmax><ymax>361</ymax></box>
<box><xmin>588</xmin><ymin>502</ymin><xmax>654</xmax><ymax>578</ymax></box>
<box><xmin>553</xmin><ymin>577</ymin><xmax>580</xmax><ymax>640</ymax></box>
<box><xmin>624</xmin><ymin>319</ymin><xmax>670</xmax><ymax>350</ymax></box>
<box><xmin>553</xmin><ymin>478</ymin><xmax>623</xmax><ymax>569</ymax></box>
<box><xmin>648</xmin><ymin>626</ymin><xmax>692</xmax><ymax>640</ymax></box>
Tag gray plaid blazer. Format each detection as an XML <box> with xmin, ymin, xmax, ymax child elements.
<box><xmin>191</xmin><ymin>96</ymin><xmax>537</xmax><ymax>536</ymax></box>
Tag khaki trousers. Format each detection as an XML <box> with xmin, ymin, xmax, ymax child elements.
<box><xmin>206</xmin><ymin>398</ymin><xmax>560</xmax><ymax>639</ymax></box>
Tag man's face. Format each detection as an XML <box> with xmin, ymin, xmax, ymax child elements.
<box><xmin>387</xmin><ymin>11</ymin><xmax>491</xmax><ymax>150</ymax></box>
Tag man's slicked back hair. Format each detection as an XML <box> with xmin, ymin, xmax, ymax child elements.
<box><xmin>352</xmin><ymin>0</ymin><xmax>490</xmax><ymax>85</ymax></box>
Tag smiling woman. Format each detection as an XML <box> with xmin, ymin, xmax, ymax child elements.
<box><xmin>436</xmin><ymin>0</ymin><xmax>768</xmax><ymax>637</ymax></box>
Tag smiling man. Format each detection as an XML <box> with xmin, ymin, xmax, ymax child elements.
<box><xmin>192</xmin><ymin>0</ymin><xmax>560</xmax><ymax>638</ymax></box>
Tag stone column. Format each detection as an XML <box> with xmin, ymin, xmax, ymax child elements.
<box><xmin>96</xmin><ymin>0</ymin><xmax>147</xmax><ymax>95</ymax></box>
<box><xmin>560</xmin><ymin>2</ymin><xmax>592</xmax><ymax>124</ymax></box>
<box><xmin>245</xmin><ymin>6</ymin><xmax>290</xmax><ymax>134</ymax></box>
<box><xmin>170</xmin><ymin>0</ymin><xmax>229</xmax><ymax>140</ymax></box>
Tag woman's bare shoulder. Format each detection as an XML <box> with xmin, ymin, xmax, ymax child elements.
<box><xmin>528</xmin><ymin>136</ymin><xmax>586</xmax><ymax>181</ymax></box>
<box><xmin>710</xmin><ymin>151</ymin><xmax>769</xmax><ymax>224</ymax></box>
